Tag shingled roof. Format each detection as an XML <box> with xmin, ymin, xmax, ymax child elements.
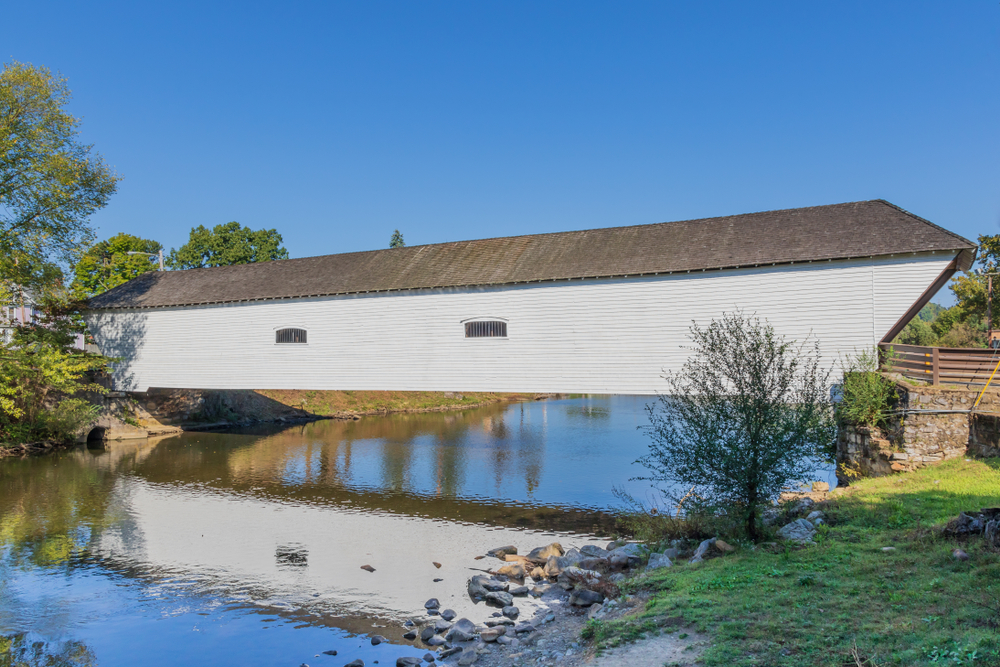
<box><xmin>87</xmin><ymin>200</ymin><xmax>976</xmax><ymax>310</ymax></box>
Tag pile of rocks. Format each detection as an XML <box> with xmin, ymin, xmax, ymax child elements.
<box><xmin>766</xmin><ymin>497</ymin><xmax>827</xmax><ymax>544</ymax></box>
<box><xmin>945</xmin><ymin>508</ymin><xmax>1000</xmax><ymax>548</ymax></box>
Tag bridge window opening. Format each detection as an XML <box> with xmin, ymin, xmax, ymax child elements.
<box><xmin>465</xmin><ymin>321</ymin><xmax>507</xmax><ymax>338</ymax></box>
<box><xmin>275</xmin><ymin>328</ymin><xmax>307</xmax><ymax>344</ymax></box>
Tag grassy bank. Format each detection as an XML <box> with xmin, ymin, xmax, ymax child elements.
<box><xmin>588</xmin><ymin>458</ymin><xmax>1000</xmax><ymax>666</ymax></box>
<box><xmin>254</xmin><ymin>389</ymin><xmax>530</xmax><ymax>417</ymax></box>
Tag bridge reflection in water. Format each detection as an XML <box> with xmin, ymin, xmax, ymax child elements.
<box><xmin>0</xmin><ymin>396</ymin><xmax>651</xmax><ymax>666</ymax></box>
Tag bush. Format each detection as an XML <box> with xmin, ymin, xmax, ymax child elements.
<box><xmin>837</xmin><ymin>347</ymin><xmax>897</xmax><ymax>429</ymax></box>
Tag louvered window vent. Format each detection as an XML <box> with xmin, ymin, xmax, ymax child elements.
<box><xmin>465</xmin><ymin>321</ymin><xmax>507</xmax><ymax>338</ymax></box>
<box><xmin>275</xmin><ymin>328</ymin><xmax>308</xmax><ymax>344</ymax></box>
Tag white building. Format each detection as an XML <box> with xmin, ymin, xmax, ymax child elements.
<box><xmin>85</xmin><ymin>200</ymin><xmax>975</xmax><ymax>394</ymax></box>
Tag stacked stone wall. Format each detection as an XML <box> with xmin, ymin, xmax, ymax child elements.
<box><xmin>836</xmin><ymin>377</ymin><xmax>1000</xmax><ymax>480</ymax></box>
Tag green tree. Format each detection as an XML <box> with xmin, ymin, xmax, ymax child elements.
<box><xmin>638</xmin><ymin>313</ymin><xmax>835</xmax><ymax>541</ymax></box>
<box><xmin>0</xmin><ymin>61</ymin><xmax>119</xmax><ymax>286</ymax></box>
<box><xmin>894</xmin><ymin>318</ymin><xmax>936</xmax><ymax>346</ymax></box>
<box><xmin>167</xmin><ymin>222</ymin><xmax>288</xmax><ymax>269</ymax></box>
<box><xmin>389</xmin><ymin>229</ymin><xmax>405</xmax><ymax>248</ymax></box>
<box><xmin>949</xmin><ymin>234</ymin><xmax>1000</xmax><ymax>325</ymax></box>
<box><xmin>71</xmin><ymin>233</ymin><xmax>162</xmax><ymax>297</ymax></box>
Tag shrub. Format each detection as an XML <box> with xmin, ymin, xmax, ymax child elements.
<box><xmin>837</xmin><ymin>347</ymin><xmax>898</xmax><ymax>429</ymax></box>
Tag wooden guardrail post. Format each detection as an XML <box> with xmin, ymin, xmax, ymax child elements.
<box><xmin>932</xmin><ymin>347</ymin><xmax>940</xmax><ymax>385</ymax></box>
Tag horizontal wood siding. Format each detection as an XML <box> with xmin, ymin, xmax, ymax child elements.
<box><xmin>87</xmin><ymin>252</ymin><xmax>955</xmax><ymax>394</ymax></box>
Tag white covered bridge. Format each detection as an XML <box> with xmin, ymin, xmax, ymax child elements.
<box><xmin>86</xmin><ymin>200</ymin><xmax>975</xmax><ymax>394</ymax></box>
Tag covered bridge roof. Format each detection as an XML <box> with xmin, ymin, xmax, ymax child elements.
<box><xmin>88</xmin><ymin>199</ymin><xmax>975</xmax><ymax>310</ymax></box>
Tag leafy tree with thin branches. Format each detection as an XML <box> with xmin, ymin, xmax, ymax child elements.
<box><xmin>389</xmin><ymin>229</ymin><xmax>405</xmax><ymax>248</ymax></box>
<box><xmin>638</xmin><ymin>312</ymin><xmax>835</xmax><ymax>541</ymax></box>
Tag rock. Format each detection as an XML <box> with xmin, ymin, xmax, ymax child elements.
<box><xmin>569</xmin><ymin>589</ymin><xmax>604</xmax><ymax>607</ymax></box>
<box><xmin>689</xmin><ymin>538</ymin><xmax>717</xmax><ymax>563</ymax></box>
<box><xmin>485</xmin><ymin>591</ymin><xmax>513</xmax><ymax>607</ymax></box>
<box><xmin>646</xmin><ymin>552</ymin><xmax>672</xmax><ymax>570</ymax></box>
<box><xmin>806</xmin><ymin>511</ymin><xmax>826</xmax><ymax>525</ymax></box>
<box><xmin>484</xmin><ymin>618</ymin><xmax>514</xmax><ymax>627</ymax></box>
<box><xmin>607</xmin><ymin>572</ymin><xmax>626</xmax><ymax>583</ymax></box>
<box><xmin>433</xmin><ymin>578</ymin><xmax>443</xmax><ymax>582</ymax></box>
<box><xmin>420</xmin><ymin>626</ymin><xmax>436</xmax><ymax>642</ymax></box>
<box><xmin>360</xmin><ymin>565</ymin><xmax>376</xmax><ymax>573</ymax></box>
<box><xmin>606</xmin><ymin>540</ymin><xmax>624</xmax><ymax>551</ymax></box>
<box><xmin>953</xmin><ymin>548</ymin><xmax>970</xmax><ymax>561</ymax></box>
<box><xmin>432</xmin><ymin>562</ymin><xmax>442</xmax><ymax>568</ymax></box>
<box><xmin>486</xmin><ymin>545</ymin><xmax>518</xmax><ymax>558</ymax></box>
<box><xmin>496</xmin><ymin>635</ymin><xmax>515</xmax><ymax>646</ymax></box>
<box><xmin>580</xmin><ymin>545</ymin><xmax>607</xmax><ymax>558</ymax></box>
<box><xmin>403</xmin><ymin>620</ymin><xmax>414</xmax><ymax>627</ymax></box>
<box><xmin>881</xmin><ymin>546</ymin><xmax>896</xmax><ymax>553</ymax></box>
<box><xmin>396</xmin><ymin>659</ymin><xmax>422</xmax><ymax>667</ymax></box>
<box><xmin>558</xmin><ymin>566</ymin><xmax>602</xmax><ymax>587</ymax></box>
<box><xmin>423</xmin><ymin>653</ymin><xmax>436</xmax><ymax>663</ymax></box>
<box><xmin>777</xmin><ymin>519</ymin><xmax>816</xmax><ymax>544</ymax></box>
<box><xmin>714</xmin><ymin>539</ymin><xmax>735</xmax><ymax>553</ymax></box>
<box><xmin>371</xmin><ymin>635</ymin><xmax>386</xmax><ymax>645</ymax></box>
<box><xmin>987</xmin><ymin>519</ymin><xmax>1000</xmax><ymax>548</ymax></box>
<box><xmin>427</xmin><ymin>608</ymin><xmax>440</xmax><ymax>616</ymax></box>
<box><xmin>561</xmin><ymin>548</ymin><xmax>583</xmax><ymax>567</ymax></box>
<box><xmin>456</xmin><ymin>648</ymin><xmax>477</xmax><ymax>666</ymax></box>
<box><xmin>607</xmin><ymin>543</ymin><xmax>644</xmax><ymax>566</ymax></box>
<box><xmin>514</xmin><ymin>622</ymin><xmax>535</xmax><ymax>634</ymax></box>
<box><xmin>425</xmin><ymin>635</ymin><xmax>446</xmax><ymax>647</ymax></box>
<box><xmin>579</xmin><ymin>557</ymin><xmax>609</xmax><ymax>572</ymax></box>
<box><xmin>480</xmin><ymin>628</ymin><xmax>504</xmax><ymax>642</ymax></box>
<box><xmin>440</xmin><ymin>647</ymin><xmax>463</xmax><ymax>659</ymax></box>
<box><xmin>502</xmin><ymin>606</ymin><xmax>519</xmax><ymax>619</ymax></box>
<box><xmin>433</xmin><ymin>619</ymin><xmax>452</xmax><ymax>633</ymax></box>
<box><xmin>509</xmin><ymin>586</ymin><xmax>529</xmax><ymax>596</ymax></box>
<box><xmin>529</xmin><ymin>567</ymin><xmax>545</xmax><ymax>580</ymax></box>
<box><xmin>526</xmin><ymin>543</ymin><xmax>563</xmax><ymax>561</ymax></box>
<box><xmin>424</xmin><ymin>598</ymin><xmax>440</xmax><ymax>610</ymax></box>
<box><xmin>323</xmin><ymin>651</ymin><xmax>338</xmax><ymax>656</ymax></box>
<box><xmin>543</xmin><ymin>555</ymin><xmax>564</xmax><ymax>578</ymax></box>
<box><xmin>586</xmin><ymin>603</ymin><xmax>604</xmax><ymax>620</ymax></box>
<box><xmin>402</xmin><ymin>630</ymin><xmax>417</xmax><ymax>640</ymax></box>
<box><xmin>446</xmin><ymin>628</ymin><xmax>475</xmax><ymax>642</ymax></box>
<box><xmin>468</xmin><ymin>575</ymin><xmax>507</xmax><ymax>600</ymax></box>
<box><xmin>440</xmin><ymin>609</ymin><xmax>456</xmax><ymax>621</ymax></box>
<box><xmin>345</xmin><ymin>661</ymin><xmax>364</xmax><ymax>667</ymax></box>
<box><xmin>452</xmin><ymin>618</ymin><xmax>475</xmax><ymax>634</ymax></box>
<box><xmin>812</xmin><ymin>481</ymin><xmax>830</xmax><ymax>492</ymax></box>
<box><xmin>494</xmin><ymin>563</ymin><xmax>526</xmax><ymax>579</ymax></box>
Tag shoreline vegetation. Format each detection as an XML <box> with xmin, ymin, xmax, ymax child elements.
<box><xmin>573</xmin><ymin>457</ymin><xmax>1000</xmax><ymax>667</ymax></box>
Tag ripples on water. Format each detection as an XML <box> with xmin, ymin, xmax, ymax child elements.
<box><xmin>0</xmin><ymin>395</ymin><xmax>839</xmax><ymax>665</ymax></box>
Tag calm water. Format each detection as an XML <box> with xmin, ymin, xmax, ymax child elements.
<box><xmin>0</xmin><ymin>396</ymin><xmax>667</xmax><ymax>667</ymax></box>
<box><xmin>0</xmin><ymin>395</ymin><xmax>838</xmax><ymax>666</ymax></box>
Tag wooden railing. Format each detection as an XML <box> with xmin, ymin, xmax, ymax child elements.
<box><xmin>879</xmin><ymin>343</ymin><xmax>1000</xmax><ymax>385</ymax></box>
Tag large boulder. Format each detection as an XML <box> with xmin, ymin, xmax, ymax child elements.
<box><xmin>468</xmin><ymin>575</ymin><xmax>508</xmax><ymax>600</ymax></box>
<box><xmin>485</xmin><ymin>591</ymin><xmax>514</xmax><ymax>607</ymax></box>
<box><xmin>556</xmin><ymin>566</ymin><xmax>602</xmax><ymax>587</ymax></box>
<box><xmin>526</xmin><ymin>543</ymin><xmax>563</xmax><ymax>562</ymax></box>
<box><xmin>689</xmin><ymin>538</ymin><xmax>716</xmax><ymax>563</ymax></box>
<box><xmin>646</xmin><ymin>552</ymin><xmax>672</xmax><ymax>570</ymax></box>
<box><xmin>569</xmin><ymin>589</ymin><xmax>604</xmax><ymax>607</ymax></box>
<box><xmin>580</xmin><ymin>544</ymin><xmax>608</xmax><ymax>558</ymax></box>
<box><xmin>607</xmin><ymin>543</ymin><xmax>645</xmax><ymax>566</ymax></box>
<box><xmin>494</xmin><ymin>563</ymin><xmax>526</xmax><ymax>579</ymax></box>
<box><xmin>777</xmin><ymin>518</ymin><xmax>817</xmax><ymax>544</ymax></box>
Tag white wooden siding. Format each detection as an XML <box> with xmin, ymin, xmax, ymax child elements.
<box><xmin>87</xmin><ymin>252</ymin><xmax>954</xmax><ymax>394</ymax></box>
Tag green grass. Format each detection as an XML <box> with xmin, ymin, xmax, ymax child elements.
<box><xmin>588</xmin><ymin>458</ymin><xmax>1000</xmax><ymax>666</ymax></box>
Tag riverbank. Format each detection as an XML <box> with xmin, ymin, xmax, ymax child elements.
<box><xmin>576</xmin><ymin>458</ymin><xmax>1000</xmax><ymax>666</ymax></box>
<box><xmin>255</xmin><ymin>389</ymin><xmax>534</xmax><ymax>418</ymax></box>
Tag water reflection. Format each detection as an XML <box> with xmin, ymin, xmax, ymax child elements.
<box><xmin>0</xmin><ymin>396</ymin><xmax>701</xmax><ymax>666</ymax></box>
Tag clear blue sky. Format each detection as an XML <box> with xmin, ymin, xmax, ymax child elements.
<box><xmin>4</xmin><ymin>1</ymin><xmax>999</xmax><ymax>296</ymax></box>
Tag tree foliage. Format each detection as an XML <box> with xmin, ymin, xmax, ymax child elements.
<box><xmin>0</xmin><ymin>290</ymin><xmax>107</xmax><ymax>444</ymax></box>
<box><xmin>949</xmin><ymin>234</ymin><xmax>1000</xmax><ymax>325</ymax></box>
<box><xmin>0</xmin><ymin>61</ymin><xmax>119</xmax><ymax>285</ymax></box>
<box><xmin>71</xmin><ymin>233</ymin><xmax>162</xmax><ymax>297</ymax></box>
<box><xmin>389</xmin><ymin>229</ymin><xmax>405</xmax><ymax>248</ymax></box>
<box><xmin>167</xmin><ymin>221</ymin><xmax>288</xmax><ymax>269</ymax></box>
<box><xmin>638</xmin><ymin>313</ymin><xmax>835</xmax><ymax>541</ymax></box>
